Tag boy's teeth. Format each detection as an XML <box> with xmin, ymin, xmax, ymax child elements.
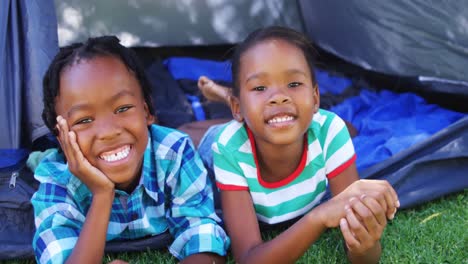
<box><xmin>268</xmin><ymin>116</ymin><xmax>294</xmax><ymax>124</ymax></box>
<box><xmin>100</xmin><ymin>146</ymin><xmax>131</xmax><ymax>162</ymax></box>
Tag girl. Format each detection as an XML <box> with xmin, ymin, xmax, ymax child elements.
<box><xmin>212</xmin><ymin>26</ymin><xmax>399</xmax><ymax>263</ymax></box>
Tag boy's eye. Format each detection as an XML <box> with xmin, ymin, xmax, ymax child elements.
<box><xmin>288</xmin><ymin>82</ymin><xmax>302</xmax><ymax>88</ymax></box>
<box><xmin>253</xmin><ymin>86</ymin><xmax>266</xmax><ymax>91</ymax></box>
<box><xmin>75</xmin><ymin>118</ymin><xmax>92</xmax><ymax>125</ymax></box>
<box><xmin>116</xmin><ymin>105</ymin><xmax>133</xmax><ymax>113</ymax></box>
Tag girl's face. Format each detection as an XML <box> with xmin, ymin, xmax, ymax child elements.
<box><xmin>232</xmin><ymin>39</ymin><xmax>319</xmax><ymax>148</ymax></box>
<box><xmin>55</xmin><ymin>56</ymin><xmax>154</xmax><ymax>191</ymax></box>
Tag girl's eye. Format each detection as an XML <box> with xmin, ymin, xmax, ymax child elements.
<box><xmin>116</xmin><ymin>105</ymin><xmax>133</xmax><ymax>113</ymax></box>
<box><xmin>253</xmin><ymin>86</ymin><xmax>266</xmax><ymax>91</ymax></box>
<box><xmin>75</xmin><ymin>118</ymin><xmax>92</xmax><ymax>125</ymax></box>
<box><xmin>288</xmin><ymin>82</ymin><xmax>302</xmax><ymax>88</ymax></box>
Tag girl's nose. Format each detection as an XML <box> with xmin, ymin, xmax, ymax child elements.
<box><xmin>268</xmin><ymin>88</ymin><xmax>291</xmax><ymax>105</ymax></box>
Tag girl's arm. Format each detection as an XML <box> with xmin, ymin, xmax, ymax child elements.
<box><xmin>329</xmin><ymin>163</ymin><xmax>396</xmax><ymax>264</ymax></box>
<box><xmin>222</xmin><ymin>190</ymin><xmax>329</xmax><ymax>264</ymax></box>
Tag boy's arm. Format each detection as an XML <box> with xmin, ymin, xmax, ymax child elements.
<box><xmin>65</xmin><ymin>190</ymin><xmax>114</xmax><ymax>264</ymax></box>
<box><xmin>32</xmin><ymin>182</ymin><xmax>114</xmax><ymax>264</ymax></box>
<box><xmin>165</xmin><ymin>137</ymin><xmax>229</xmax><ymax>263</ymax></box>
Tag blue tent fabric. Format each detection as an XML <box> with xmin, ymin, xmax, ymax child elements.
<box><xmin>330</xmin><ymin>89</ymin><xmax>465</xmax><ymax>171</ymax></box>
<box><xmin>0</xmin><ymin>0</ymin><xmax>58</xmax><ymax>149</ymax></box>
<box><xmin>360</xmin><ymin>116</ymin><xmax>468</xmax><ymax>209</ymax></box>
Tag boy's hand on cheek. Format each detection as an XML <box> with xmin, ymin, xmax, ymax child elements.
<box><xmin>339</xmin><ymin>196</ymin><xmax>386</xmax><ymax>255</ymax></box>
<box><xmin>56</xmin><ymin>116</ymin><xmax>114</xmax><ymax>195</ymax></box>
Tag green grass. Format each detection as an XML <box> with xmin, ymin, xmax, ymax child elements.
<box><xmin>3</xmin><ymin>190</ymin><xmax>467</xmax><ymax>264</ymax></box>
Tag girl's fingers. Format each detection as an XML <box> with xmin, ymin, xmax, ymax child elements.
<box><xmin>360</xmin><ymin>195</ymin><xmax>387</xmax><ymax>226</ymax></box>
<box><xmin>345</xmin><ymin>201</ymin><xmax>371</xmax><ymax>243</ymax></box>
<box><xmin>339</xmin><ymin>218</ymin><xmax>360</xmax><ymax>251</ymax></box>
<box><xmin>350</xmin><ymin>197</ymin><xmax>380</xmax><ymax>234</ymax></box>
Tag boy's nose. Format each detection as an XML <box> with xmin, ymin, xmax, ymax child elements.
<box><xmin>96</xmin><ymin>118</ymin><xmax>122</xmax><ymax>140</ymax></box>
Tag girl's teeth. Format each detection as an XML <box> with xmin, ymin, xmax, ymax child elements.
<box><xmin>268</xmin><ymin>116</ymin><xmax>294</xmax><ymax>124</ymax></box>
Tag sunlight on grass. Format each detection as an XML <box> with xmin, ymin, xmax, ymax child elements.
<box><xmin>3</xmin><ymin>190</ymin><xmax>466</xmax><ymax>264</ymax></box>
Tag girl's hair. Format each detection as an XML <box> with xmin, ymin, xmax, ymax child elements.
<box><xmin>42</xmin><ymin>36</ymin><xmax>154</xmax><ymax>135</ymax></box>
<box><xmin>230</xmin><ymin>26</ymin><xmax>318</xmax><ymax>97</ymax></box>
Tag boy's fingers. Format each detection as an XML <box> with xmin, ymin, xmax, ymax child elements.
<box><xmin>339</xmin><ymin>218</ymin><xmax>360</xmax><ymax>251</ymax></box>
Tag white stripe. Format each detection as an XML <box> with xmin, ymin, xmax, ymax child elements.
<box><xmin>323</xmin><ymin>116</ymin><xmax>345</xmax><ymax>159</ymax></box>
<box><xmin>214</xmin><ymin>165</ymin><xmax>248</xmax><ymax>187</ymax></box>
<box><xmin>239</xmin><ymin>162</ymin><xmax>257</xmax><ymax>179</ymax></box>
<box><xmin>306</xmin><ymin>139</ymin><xmax>322</xmax><ymax>166</ymax></box>
<box><xmin>173</xmin><ymin>170</ymin><xmax>207</xmax><ymax>205</ymax></box>
<box><xmin>219</xmin><ymin>121</ymin><xmax>243</xmax><ymax>145</ymax></box>
<box><xmin>238</xmin><ymin>139</ymin><xmax>252</xmax><ymax>153</ymax></box>
<box><xmin>313</xmin><ymin>111</ymin><xmax>327</xmax><ymax>126</ymax></box>
<box><xmin>35</xmin><ymin>203</ymin><xmax>85</xmax><ymax>227</ymax></box>
<box><xmin>326</xmin><ymin>139</ymin><xmax>355</xmax><ymax>174</ymax></box>
<box><xmin>40</xmin><ymin>237</ymin><xmax>77</xmax><ymax>264</ymax></box>
<box><xmin>256</xmin><ymin>192</ymin><xmax>325</xmax><ymax>224</ymax></box>
<box><xmin>212</xmin><ymin>141</ymin><xmax>220</xmax><ymax>154</ymax></box>
<box><xmin>250</xmin><ymin>168</ymin><xmax>326</xmax><ymax>207</ymax></box>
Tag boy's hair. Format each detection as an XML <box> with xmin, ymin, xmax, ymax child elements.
<box><xmin>42</xmin><ymin>36</ymin><xmax>155</xmax><ymax>135</ymax></box>
<box><xmin>230</xmin><ymin>26</ymin><xmax>318</xmax><ymax>97</ymax></box>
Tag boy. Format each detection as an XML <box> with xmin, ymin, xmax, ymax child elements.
<box><xmin>32</xmin><ymin>36</ymin><xmax>229</xmax><ymax>264</ymax></box>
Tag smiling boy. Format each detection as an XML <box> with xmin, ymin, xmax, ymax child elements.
<box><xmin>32</xmin><ymin>36</ymin><xmax>229</xmax><ymax>264</ymax></box>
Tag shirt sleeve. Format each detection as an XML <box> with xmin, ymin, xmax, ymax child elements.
<box><xmin>322</xmin><ymin>114</ymin><xmax>357</xmax><ymax>179</ymax></box>
<box><xmin>31</xmin><ymin>169</ymin><xmax>85</xmax><ymax>264</ymax></box>
<box><xmin>212</xmin><ymin>138</ymin><xmax>249</xmax><ymax>191</ymax></box>
<box><xmin>164</xmin><ymin>136</ymin><xmax>230</xmax><ymax>260</ymax></box>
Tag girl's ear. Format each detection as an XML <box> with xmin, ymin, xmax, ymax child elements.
<box><xmin>144</xmin><ymin>103</ymin><xmax>156</xmax><ymax>125</ymax></box>
<box><xmin>229</xmin><ymin>96</ymin><xmax>244</xmax><ymax>122</ymax></box>
<box><xmin>313</xmin><ymin>84</ymin><xmax>320</xmax><ymax>113</ymax></box>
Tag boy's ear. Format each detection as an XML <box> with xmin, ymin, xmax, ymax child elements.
<box><xmin>229</xmin><ymin>96</ymin><xmax>243</xmax><ymax>122</ymax></box>
<box><xmin>144</xmin><ymin>103</ymin><xmax>156</xmax><ymax>125</ymax></box>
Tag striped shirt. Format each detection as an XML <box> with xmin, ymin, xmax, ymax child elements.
<box><xmin>31</xmin><ymin>124</ymin><xmax>229</xmax><ymax>264</ymax></box>
<box><xmin>213</xmin><ymin>109</ymin><xmax>356</xmax><ymax>224</ymax></box>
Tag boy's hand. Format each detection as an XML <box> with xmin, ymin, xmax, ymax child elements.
<box><xmin>56</xmin><ymin>116</ymin><xmax>114</xmax><ymax>195</ymax></box>
<box><xmin>339</xmin><ymin>195</ymin><xmax>387</xmax><ymax>255</ymax></box>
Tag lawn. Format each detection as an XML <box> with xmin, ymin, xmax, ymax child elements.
<box><xmin>4</xmin><ymin>190</ymin><xmax>467</xmax><ymax>264</ymax></box>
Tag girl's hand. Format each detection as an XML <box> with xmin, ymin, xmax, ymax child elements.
<box><xmin>56</xmin><ymin>116</ymin><xmax>114</xmax><ymax>195</ymax></box>
<box><xmin>319</xmin><ymin>179</ymin><xmax>398</xmax><ymax>228</ymax></box>
<box><xmin>339</xmin><ymin>195</ymin><xmax>387</xmax><ymax>255</ymax></box>
<box><xmin>335</xmin><ymin>179</ymin><xmax>399</xmax><ymax>220</ymax></box>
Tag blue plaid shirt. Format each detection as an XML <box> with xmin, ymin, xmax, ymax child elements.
<box><xmin>31</xmin><ymin>124</ymin><xmax>229</xmax><ymax>263</ymax></box>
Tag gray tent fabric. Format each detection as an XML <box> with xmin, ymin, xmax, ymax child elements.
<box><xmin>0</xmin><ymin>0</ymin><xmax>59</xmax><ymax>149</ymax></box>
<box><xmin>54</xmin><ymin>0</ymin><xmax>304</xmax><ymax>47</ymax></box>
<box><xmin>299</xmin><ymin>0</ymin><xmax>468</xmax><ymax>94</ymax></box>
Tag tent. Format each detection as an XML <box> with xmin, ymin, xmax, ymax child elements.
<box><xmin>1</xmin><ymin>0</ymin><xmax>467</xmax><ymax>260</ymax></box>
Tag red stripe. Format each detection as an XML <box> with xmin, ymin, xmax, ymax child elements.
<box><xmin>327</xmin><ymin>154</ymin><xmax>357</xmax><ymax>179</ymax></box>
<box><xmin>247</xmin><ymin>126</ymin><xmax>308</xmax><ymax>189</ymax></box>
<box><xmin>216</xmin><ymin>182</ymin><xmax>249</xmax><ymax>191</ymax></box>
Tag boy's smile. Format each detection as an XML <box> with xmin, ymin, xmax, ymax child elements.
<box><xmin>233</xmin><ymin>39</ymin><xmax>319</xmax><ymax>148</ymax></box>
<box><xmin>55</xmin><ymin>56</ymin><xmax>154</xmax><ymax>192</ymax></box>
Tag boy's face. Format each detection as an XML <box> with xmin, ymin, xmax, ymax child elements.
<box><xmin>232</xmin><ymin>39</ymin><xmax>319</xmax><ymax>147</ymax></box>
<box><xmin>55</xmin><ymin>56</ymin><xmax>154</xmax><ymax>191</ymax></box>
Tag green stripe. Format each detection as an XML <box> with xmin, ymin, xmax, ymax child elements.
<box><xmin>254</xmin><ymin>180</ymin><xmax>327</xmax><ymax>218</ymax></box>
